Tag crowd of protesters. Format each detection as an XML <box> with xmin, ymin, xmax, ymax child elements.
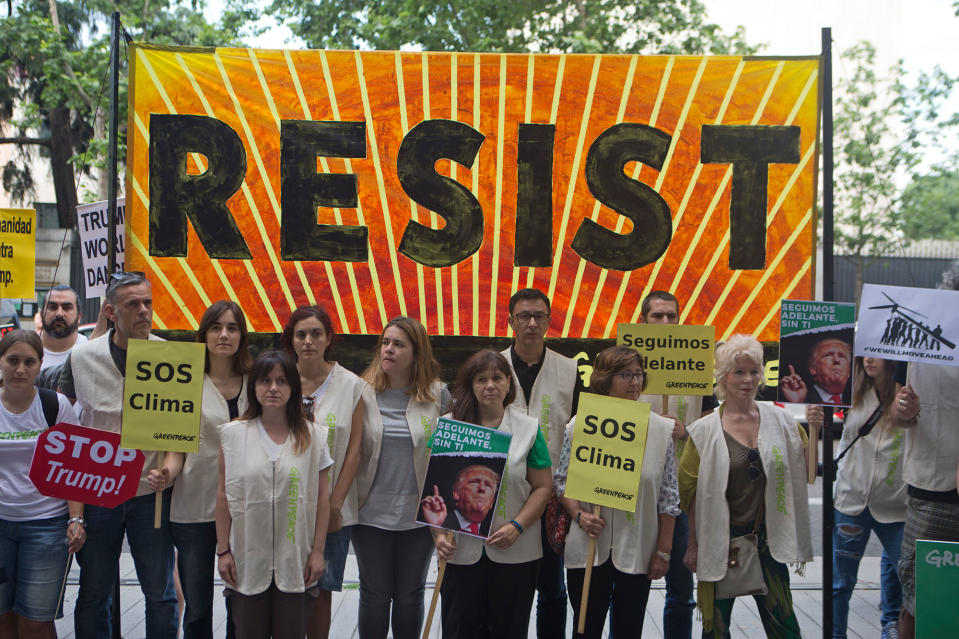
<box><xmin>1</xmin><ymin>260</ymin><xmax>958</xmax><ymax>639</ymax></box>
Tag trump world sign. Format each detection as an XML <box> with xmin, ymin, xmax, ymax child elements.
<box><xmin>127</xmin><ymin>46</ymin><xmax>820</xmax><ymax>339</ymax></box>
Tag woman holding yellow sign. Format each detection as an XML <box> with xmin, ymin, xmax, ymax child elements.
<box><xmin>431</xmin><ymin>349</ymin><xmax>552</xmax><ymax>639</ymax></box>
<box><xmin>679</xmin><ymin>334</ymin><xmax>811</xmax><ymax>638</ymax></box>
<box><xmin>215</xmin><ymin>350</ymin><xmax>332</xmax><ymax>639</ymax></box>
<box><xmin>553</xmin><ymin>345</ymin><xmax>679</xmax><ymax>638</ymax></box>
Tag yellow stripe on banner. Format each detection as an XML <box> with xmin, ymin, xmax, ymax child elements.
<box><xmin>282</xmin><ymin>52</ymin><xmax>352</xmax><ymax>329</ymax></box>
<box><xmin>471</xmin><ymin>54</ymin><xmax>480</xmax><ymax>335</ymax></box>
<box><xmin>393</xmin><ymin>53</ymin><xmax>427</xmax><ymax>325</ymax></box>
<box><xmin>511</xmin><ymin>54</ymin><xmax>536</xmax><ymax>301</ymax></box>
<box><xmin>242</xmin><ymin>259</ymin><xmax>282</xmax><ymax>331</ymax></box>
<box><xmin>754</xmin><ymin>259</ymin><xmax>811</xmax><ymax>337</ymax></box>
<box><xmin>212</xmin><ymin>52</ymin><xmax>296</xmax><ymax>313</ymax></box>
<box><xmin>316</xmin><ymin>52</ymin><xmax>382</xmax><ymax>332</ymax></box>
<box><xmin>668</xmin><ymin>62</ymin><xmax>746</xmax><ymax>296</ymax></box>
<box><xmin>721</xmin><ymin>207</ymin><xmax>813</xmax><ymax>340</ymax></box>
<box><xmin>209</xmin><ymin>261</ymin><xmax>253</xmax><ymax>332</ymax></box>
<box><xmin>602</xmin><ymin>56</ymin><xmax>675</xmax><ymax>337</ymax></box>
<box><xmin>251</xmin><ymin>50</ymin><xmax>283</xmax><ymax>134</ymax></box>
<box><xmin>579</xmin><ymin>55</ymin><xmax>640</xmax><ymax>338</ymax></box>
<box><xmin>530</xmin><ymin>54</ymin><xmax>565</xmax><ymax>294</ymax></box>
<box><xmin>488</xmin><ymin>55</ymin><xmax>507</xmax><ymax>336</ymax></box>
<box><xmin>353</xmin><ymin>51</ymin><xmax>406</xmax><ymax>319</ymax></box>
<box><xmin>128</xmin><ymin>229</ymin><xmax>197</xmax><ymax>329</ymax></box>
<box><xmin>547</xmin><ymin>55</ymin><xmax>602</xmax><ymax>305</ymax></box>
<box><xmin>705</xmin><ymin>142</ymin><xmax>815</xmax><ymax>329</ymax></box>
<box><xmin>678</xmin><ymin>61</ymin><xmax>786</xmax><ymax>325</ymax></box>
<box><xmin>450</xmin><ymin>54</ymin><xmax>460</xmax><ymax>335</ymax></box>
<box><xmin>630</xmin><ymin>57</ymin><xmax>709</xmax><ymax>322</ymax></box>
<box><xmin>171</xmin><ymin>53</ymin><xmax>283</xmax><ymax>331</ymax></box>
<box><xmin>422</xmin><ymin>53</ymin><xmax>445</xmax><ymax>335</ymax></box>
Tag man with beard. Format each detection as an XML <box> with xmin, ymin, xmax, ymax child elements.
<box><xmin>34</xmin><ymin>285</ymin><xmax>87</xmax><ymax>389</ymax></box>
<box><xmin>781</xmin><ymin>337</ymin><xmax>853</xmax><ymax>405</ymax></box>
<box><xmin>421</xmin><ymin>465</ymin><xmax>501</xmax><ymax>536</ymax></box>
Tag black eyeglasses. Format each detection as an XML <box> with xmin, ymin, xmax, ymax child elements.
<box><xmin>106</xmin><ymin>271</ymin><xmax>147</xmax><ymax>295</ymax></box>
<box><xmin>614</xmin><ymin>370</ymin><xmax>645</xmax><ymax>382</ymax></box>
<box><xmin>746</xmin><ymin>448</ymin><xmax>762</xmax><ymax>482</ymax></box>
<box><xmin>512</xmin><ymin>312</ymin><xmax>550</xmax><ymax>325</ymax></box>
<box><xmin>302</xmin><ymin>396</ymin><xmax>315</xmax><ymax>420</ymax></box>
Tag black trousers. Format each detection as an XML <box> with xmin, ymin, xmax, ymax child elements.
<box><xmin>439</xmin><ymin>554</ymin><xmax>540</xmax><ymax>639</ymax></box>
<box><xmin>566</xmin><ymin>558</ymin><xmax>652</xmax><ymax>639</ymax></box>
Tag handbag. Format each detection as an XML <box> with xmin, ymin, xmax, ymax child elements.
<box><xmin>715</xmin><ymin>496</ymin><xmax>767</xmax><ymax>599</ymax></box>
<box><xmin>543</xmin><ymin>493</ymin><xmax>571</xmax><ymax>555</ymax></box>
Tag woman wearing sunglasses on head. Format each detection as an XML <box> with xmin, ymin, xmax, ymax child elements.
<box><xmin>281</xmin><ymin>306</ymin><xmax>380</xmax><ymax>639</ymax></box>
<box><xmin>553</xmin><ymin>346</ymin><xmax>679</xmax><ymax>638</ymax></box>
<box><xmin>679</xmin><ymin>335</ymin><xmax>812</xmax><ymax>638</ymax></box>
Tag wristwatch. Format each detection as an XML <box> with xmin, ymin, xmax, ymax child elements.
<box><xmin>656</xmin><ymin>550</ymin><xmax>671</xmax><ymax>562</ymax></box>
<box><xmin>67</xmin><ymin>516</ymin><xmax>86</xmax><ymax>528</ymax></box>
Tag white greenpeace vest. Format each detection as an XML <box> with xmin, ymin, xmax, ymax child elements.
<box><xmin>449</xmin><ymin>406</ymin><xmax>543</xmax><ymax>565</ymax></box>
<box><xmin>564</xmin><ymin>412</ymin><xmax>673</xmax><ymax>574</ymax></box>
<box><xmin>71</xmin><ymin>332</ymin><xmax>165</xmax><ymax>497</ymax></box>
<box><xmin>171</xmin><ymin>375</ymin><xmax>248</xmax><ymax>523</ymax></box>
<box><xmin>687</xmin><ymin>404</ymin><xmax>812</xmax><ymax>582</ymax></box>
<box><xmin>835</xmin><ymin>391</ymin><xmax>907</xmax><ymax>522</ymax></box>
<box><xmin>903</xmin><ymin>363</ymin><xmax>959</xmax><ymax>492</ymax></box>
<box><xmin>311</xmin><ymin>363</ymin><xmax>381</xmax><ymax>526</ymax></box>
<box><xmin>219</xmin><ymin>418</ymin><xmax>331</xmax><ymax>595</ymax></box>
<box><xmin>503</xmin><ymin>347</ymin><xmax>577</xmax><ymax>467</ymax></box>
<box><xmin>639</xmin><ymin>392</ymin><xmax>703</xmax><ymax>459</ymax></box>
<box><xmin>407</xmin><ymin>381</ymin><xmax>447</xmax><ymax>493</ymax></box>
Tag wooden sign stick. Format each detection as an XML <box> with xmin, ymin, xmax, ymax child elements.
<box><xmin>421</xmin><ymin>530</ymin><xmax>454</xmax><ymax>639</ymax></box>
<box><xmin>807</xmin><ymin>416</ymin><xmax>819</xmax><ymax>485</ymax></box>
<box><xmin>577</xmin><ymin>504</ymin><xmax>602</xmax><ymax>634</ymax></box>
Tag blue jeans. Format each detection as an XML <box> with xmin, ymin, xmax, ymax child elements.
<box><xmin>74</xmin><ymin>490</ymin><xmax>177</xmax><ymax>639</ymax></box>
<box><xmin>0</xmin><ymin>514</ymin><xmax>70</xmax><ymax>621</ymax></box>
<box><xmin>664</xmin><ymin>511</ymin><xmax>695</xmax><ymax>639</ymax></box>
<box><xmin>536</xmin><ymin>518</ymin><xmax>567</xmax><ymax>638</ymax></box>
<box><xmin>833</xmin><ymin>507</ymin><xmax>904</xmax><ymax>637</ymax></box>
<box><xmin>171</xmin><ymin>521</ymin><xmax>217</xmax><ymax>639</ymax></box>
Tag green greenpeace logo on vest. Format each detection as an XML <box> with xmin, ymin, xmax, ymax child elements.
<box><xmin>421</xmin><ymin>416</ymin><xmax>433</xmax><ymax>442</ymax></box>
<box><xmin>771</xmin><ymin>445</ymin><xmax>787</xmax><ymax>515</ymax></box>
<box><xmin>885</xmin><ymin>428</ymin><xmax>904</xmax><ymax>488</ymax></box>
<box><xmin>325</xmin><ymin>413</ymin><xmax>336</xmax><ymax>453</ymax></box>
<box><xmin>287</xmin><ymin>467</ymin><xmax>300</xmax><ymax>541</ymax></box>
<box><xmin>539</xmin><ymin>395</ymin><xmax>551</xmax><ymax>441</ymax></box>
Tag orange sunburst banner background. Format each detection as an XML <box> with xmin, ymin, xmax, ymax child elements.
<box><xmin>127</xmin><ymin>46</ymin><xmax>820</xmax><ymax>340</ymax></box>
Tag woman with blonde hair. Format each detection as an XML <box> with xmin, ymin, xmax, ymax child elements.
<box><xmin>680</xmin><ymin>334</ymin><xmax>811</xmax><ymax>638</ymax></box>
<box><xmin>352</xmin><ymin>317</ymin><xmax>449</xmax><ymax>639</ymax></box>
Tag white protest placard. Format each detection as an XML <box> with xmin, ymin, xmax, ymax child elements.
<box><xmin>856</xmin><ymin>283</ymin><xmax>959</xmax><ymax>366</ymax></box>
<box><xmin>76</xmin><ymin>198</ymin><xmax>125</xmax><ymax>298</ymax></box>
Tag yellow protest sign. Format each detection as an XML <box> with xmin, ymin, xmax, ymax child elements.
<box><xmin>0</xmin><ymin>209</ymin><xmax>35</xmax><ymax>299</ymax></box>
<box><xmin>564</xmin><ymin>393</ymin><xmax>650</xmax><ymax>511</ymax></box>
<box><xmin>617</xmin><ymin>324</ymin><xmax>715</xmax><ymax>396</ymax></box>
<box><xmin>121</xmin><ymin>340</ymin><xmax>205</xmax><ymax>453</ymax></box>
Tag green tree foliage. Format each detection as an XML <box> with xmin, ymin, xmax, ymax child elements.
<box><xmin>899</xmin><ymin>170</ymin><xmax>959</xmax><ymax>240</ymax></box>
<box><xmin>0</xmin><ymin>0</ymin><xmax>254</xmax><ymax>224</ymax></box>
<box><xmin>268</xmin><ymin>0</ymin><xmax>755</xmax><ymax>54</ymax></box>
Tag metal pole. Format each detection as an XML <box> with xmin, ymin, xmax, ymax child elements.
<box><xmin>106</xmin><ymin>11</ymin><xmax>120</xmax><ymax>276</ymax></box>
<box><xmin>821</xmin><ymin>26</ymin><xmax>835</xmax><ymax>639</ymax></box>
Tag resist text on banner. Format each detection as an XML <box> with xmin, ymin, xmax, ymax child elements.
<box><xmin>617</xmin><ymin>323</ymin><xmax>714</xmax><ymax>395</ymax></box>
<box><xmin>29</xmin><ymin>423</ymin><xmax>144</xmax><ymax>508</ymax></box>
<box><xmin>76</xmin><ymin>199</ymin><xmax>126</xmax><ymax>298</ymax></box>
<box><xmin>0</xmin><ymin>208</ymin><xmax>35</xmax><ymax>299</ymax></box>
<box><xmin>121</xmin><ymin>340</ymin><xmax>205</xmax><ymax>453</ymax></box>
<box><xmin>778</xmin><ymin>299</ymin><xmax>856</xmax><ymax>406</ymax></box>
<box><xmin>564</xmin><ymin>393</ymin><xmax>650</xmax><ymax>511</ymax></box>
<box><xmin>856</xmin><ymin>284</ymin><xmax>959</xmax><ymax>366</ymax></box>
<box><xmin>417</xmin><ymin>417</ymin><xmax>511</xmax><ymax>539</ymax></box>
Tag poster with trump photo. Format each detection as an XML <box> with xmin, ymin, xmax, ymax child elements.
<box><xmin>417</xmin><ymin>417</ymin><xmax>511</xmax><ymax>539</ymax></box>
<box><xmin>855</xmin><ymin>284</ymin><xmax>959</xmax><ymax>367</ymax></box>
<box><xmin>777</xmin><ymin>299</ymin><xmax>856</xmax><ymax>407</ymax></box>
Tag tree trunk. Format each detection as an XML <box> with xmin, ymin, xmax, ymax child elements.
<box><xmin>47</xmin><ymin>106</ymin><xmax>79</xmax><ymax>228</ymax></box>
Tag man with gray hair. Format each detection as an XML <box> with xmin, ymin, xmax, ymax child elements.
<box><xmin>59</xmin><ymin>272</ymin><xmax>178</xmax><ymax>639</ymax></box>
<box><xmin>890</xmin><ymin>259</ymin><xmax>959</xmax><ymax>639</ymax></box>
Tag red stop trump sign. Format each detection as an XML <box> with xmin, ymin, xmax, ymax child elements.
<box><xmin>29</xmin><ymin>423</ymin><xmax>144</xmax><ymax>508</ymax></box>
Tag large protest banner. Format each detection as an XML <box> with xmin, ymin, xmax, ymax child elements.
<box><xmin>126</xmin><ymin>47</ymin><xmax>820</xmax><ymax>338</ymax></box>
<box><xmin>0</xmin><ymin>208</ymin><xmax>35</xmax><ymax>299</ymax></box>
